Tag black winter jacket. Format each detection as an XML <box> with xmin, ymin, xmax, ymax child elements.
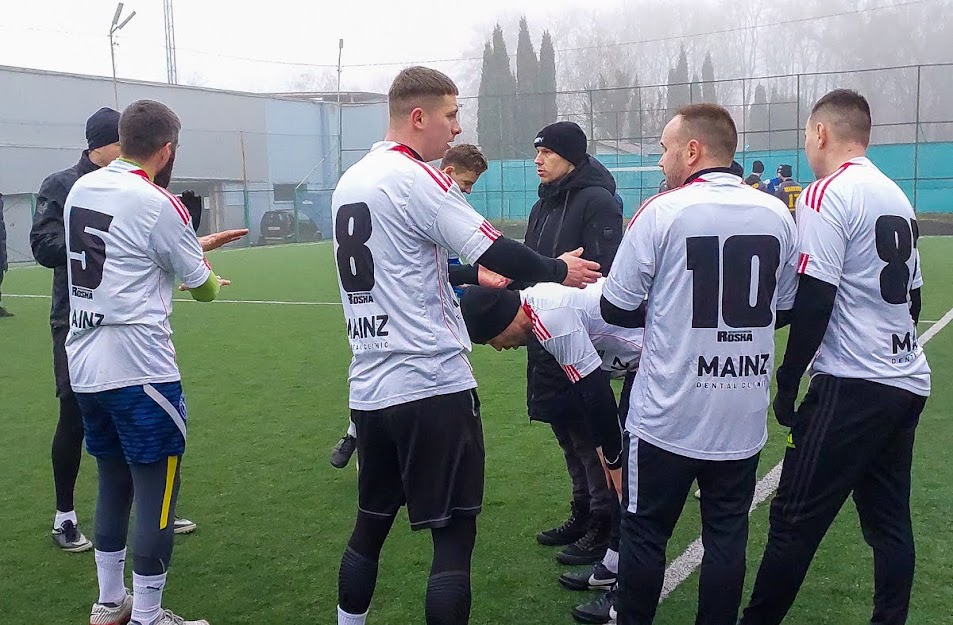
<box><xmin>520</xmin><ymin>156</ymin><xmax>623</xmax><ymax>421</ymax></box>
<box><xmin>31</xmin><ymin>152</ymin><xmax>100</xmax><ymax>328</ymax></box>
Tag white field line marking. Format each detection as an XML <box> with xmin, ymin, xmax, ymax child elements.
<box><xmin>660</xmin><ymin>304</ymin><xmax>953</xmax><ymax>601</ymax></box>
<box><xmin>4</xmin><ymin>293</ymin><xmax>341</xmax><ymax>306</ymax></box>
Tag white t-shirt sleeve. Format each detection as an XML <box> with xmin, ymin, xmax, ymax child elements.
<box><xmin>776</xmin><ymin>213</ymin><xmax>799</xmax><ymax>311</ymax></box>
<box><xmin>796</xmin><ymin>185</ymin><xmax>848</xmax><ymax>287</ymax></box>
<box><xmin>147</xmin><ymin>193</ymin><xmax>211</xmax><ymax>288</ymax></box>
<box><xmin>407</xmin><ymin>167</ymin><xmax>501</xmax><ymax>265</ymax></box>
<box><xmin>911</xmin><ymin>246</ymin><xmax>924</xmax><ymax>290</ymax></box>
<box><xmin>531</xmin><ymin>306</ymin><xmax>602</xmax><ymax>382</ymax></box>
<box><xmin>602</xmin><ymin>202</ymin><xmax>658</xmax><ymax>310</ymax></box>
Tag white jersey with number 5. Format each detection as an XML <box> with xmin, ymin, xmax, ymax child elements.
<box><xmin>332</xmin><ymin>141</ymin><xmax>502</xmax><ymax>411</ymax></box>
<box><xmin>603</xmin><ymin>171</ymin><xmax>799</xmax><ymax>461</ymax></box>
<box><xmin>64</xmin><ymin>159</ymin><xmax>211</xmax><ymax>393</ymax></box>
<box><xmin>796</xmin><ymin>157</ymin><xmax>930</xmax><ymax>396</ymax></box>
<box><xmin>521</xmin><ymin>278</ymin><xmax>643</xmax><ymax>382</ymax></box>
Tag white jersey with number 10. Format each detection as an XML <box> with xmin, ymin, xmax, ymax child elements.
<box><xmin>603</xmin><ymin>172</ymin><xmax>799</xmax><ymax>461</ymax></box>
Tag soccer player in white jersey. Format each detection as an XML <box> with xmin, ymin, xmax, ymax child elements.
<box><xmin>65</xmin><ymin>100</ymin><xmax>239</xmax><ymax>625</ymax></box>
<box><xmin>599</xmin><ymin>103</ymin><xmax>799</xmax><ymax>625</ymax></box>
<box><xmin>460</xmin><ymin>279</ymin><xmax>642</xmax><ymax>623</ymax></box>
<box><xmin>332</xmin><ymin>67</ymin><xmax>601</xmax><ymax>625</ymax></box>
<box><xmin>328</xmin><ymin>144</ymin><xmax>504</xmax><ymax>470</ymax></box>
<box><xmin>740</xmin><ymin>90</ymin><xmax>932</xmax><ymax>625</ymax></box>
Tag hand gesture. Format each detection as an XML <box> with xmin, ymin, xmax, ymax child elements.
<box><xmin>558</xmin><ymin>248</ymin><xmax>601</xmax><ymax>289</ymax></box>
<box><xmin>198</xmin><ymin>229</ymin><xmax>249</xmax><ymax>253</ymax></box>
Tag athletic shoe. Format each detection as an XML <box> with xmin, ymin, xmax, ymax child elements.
<box><xmin>89</xmin><ymin>590</ymin><xmax>132</xmax><ymax>625</ymax></box>
<box><xmin>330</xmin><ymin>434</ymin><xmax>357</xmax><ymax>469</ymax></box>
<box><xmin>52</xmin><ymin>519</ymin><xmax>93</xmax><ymax>553</ymax></box>
<box><xmin>173</xmin><ymin>516</ymin><xmax>197</xmax><ymax>535</ymax></box>
<box><xmin>131</xmin><ymin>609</ymin><xmax>209</xmax><ymax>625</ymax></box>
<box><xmin>0</xmin><ymin>307</ymin><xmax>13</xmax><ymax>318</ymax></box>
<box><xmin>557</xmin><ymin>513</ymin><xmax>610</xmax><ymax>565</ymax></box>
<box><xmin>571</xmin><ymin>587</ymin><xmax>616</xmax><ymax>624</ymax></box>
<box><xmin>559</xmin><ymin>562</ymin><xmax>617</xmax><ymax>591</ymax></box>
<box><xmin>607</xmin><ymin>604</ymin><xmax>617</xmax><ymax>624</ymax></box>
<box><xmin>537</xmin><ymin>501</ymin><xmax>590</xmax><ymax>547</ymax></box>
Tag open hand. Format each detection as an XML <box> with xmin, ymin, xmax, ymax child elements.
<box><xmin>477</xmin><ymin>265</ymin><xmax>512</xmax><ymax>289</ymax></box>
<box><xmin>179</xmin><ymin>277</ymin><xmax>232</xmax><ymax>292</ymax></box>
<box><xmin>198</xmin><ymin>229</ymin><xmax>249</xmax><ymax>252</ymax></box>
<box><xmin>558</xmin><ymin>248</ymin><xmax>601</xmax><ymax>289</ymax></box>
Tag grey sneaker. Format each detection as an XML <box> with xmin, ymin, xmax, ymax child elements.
<box><xmin>89</xmin><ymin>590</ymin><xmax>132</xmax><ymax>625</ymax></box>
<box><xmin>52</xmin><ymin>519</ymin><xmax>93</xmax><ymax>553</ymax></box>
<box><xmin>330</xmin><ymin>434</ymin><xmax>358</xmax><ymax>469</ymax></box>
<box><xmin>132</xmin><ymin>609</ymin><xmax>209</xmax><ymax>625</ymax></box>
<box><xmin>173</xmin><ymin>516</ymin><xmax>197</xmax><ymax>535</ymax></box>
<box><xmin>559</xmin><ymin>561</ymin><xmax>617</xmax><ymax>591</ymax></box>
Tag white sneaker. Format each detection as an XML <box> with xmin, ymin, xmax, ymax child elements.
<box><xmin>173</xmin><ymin>517</ymin><xmax>197</xmax><ymax>535</ymax></box>
<box><xmin>133</xmin><ymin>609</ymin><xmax>209</xmax><ymax>625</ymax></box>
<box><xmin>90</xmin><ymin>591</ymin><xmax>133</xmax><ymax>625</ymax></box>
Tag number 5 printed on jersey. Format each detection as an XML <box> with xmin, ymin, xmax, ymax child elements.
<box><xmin>69</xmin><ymin>207</ymin><xmax>114</xmax><ymax>290</ymax></box>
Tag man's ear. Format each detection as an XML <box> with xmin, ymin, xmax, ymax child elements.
<box><xmin>443</xmin><ymin>165</ymin><xmax>456</xmax><ymax>177</ymax></box>
<box><xmin>411</xmin><ymin>107</ymin><xmax>425</xmax><ymax>129</ymax></box>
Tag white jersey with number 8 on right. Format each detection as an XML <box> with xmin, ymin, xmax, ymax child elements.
<box><xmin>795</xmin><ymin>157</ymin><xmax>930</xmax><ymax>396</ymax></box>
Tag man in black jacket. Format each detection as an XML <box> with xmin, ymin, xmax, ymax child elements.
<box><xmin>31</xmin><ymin>108</ymin><xmax>206</xmax><ymax>552</ymax></box>
<box><xmin>0</xmin><ymin>194</ymin><xmax>10</xmax><ymax>318</ymax></box>
<box><xmin>523</xmin><ymin>121</ymin><xmax>623</xmax><ymax>566</ymax></box>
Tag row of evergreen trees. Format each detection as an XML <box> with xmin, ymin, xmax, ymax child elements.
<box><xmin>476</xmin><ymin>19</ymin><xmax>800</xmax><ymax>159</ymax></box>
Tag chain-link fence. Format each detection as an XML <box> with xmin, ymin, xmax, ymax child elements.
<box><xmin>458</xmin><ymin>63</ymin><xmax>953</xmax><ymax>228</ymax></box>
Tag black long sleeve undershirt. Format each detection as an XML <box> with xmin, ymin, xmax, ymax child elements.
<box><xmin>448</xmin><ymin>263</ymin><xmax>479</xmax><ymax>287</ymax></box>
<box><xmin>574</xmin><ymin>368</ymin><xmax>624</xmax><ymax>469</ymax></box>
<box><xmin>600</xmin><ymin>297</ymin><xmax>647</xmax><ymax>329</ymax></box>
<box><xmin>475</xmin><ymin>237</ymin><xmax>568</xmax><ymax>285</ymax></box>
<box><xmin>775</xmin><ymin>274</ymin><xmax>837</xmax><ymax>393</ymax></box>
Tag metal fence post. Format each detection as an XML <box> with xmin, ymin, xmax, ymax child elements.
<box><xmin>795</xmin><ymin>73</ymin><xmax>801</xmax><ymax>182</ymax></box>
<box><xmin>913</xmin><ymin>65</ymin><xmax>922</xmax><ymax>211</ymax></box>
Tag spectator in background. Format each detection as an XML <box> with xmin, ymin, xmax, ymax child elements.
<box><xmin>774</xmin><ymin>164</ymin><xmax>803</xmax><ymax>218</ymax></box>
<box><xmin>0</xmin><ymin>193</ymin><xmax>10</xmax><ymax>318</ymax></box>
<box><xmin>763</xmin><ymin>165</ymin><xmax>784</xmax><ymax>195</ymax></box>
<box><xmin>523</xmin><ymin>121</ymin><xmax>623</xmax><ymax>566</ymax></box>
<box><xmin>746</xmin><ymin>160</ymin><xmax>765</xmax><ymax>188</ymax></box>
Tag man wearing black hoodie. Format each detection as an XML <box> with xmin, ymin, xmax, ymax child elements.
<box><xmin>522</xmin><ymin>121</ymin><xmax>623</xmax><ymax>566</ymax></box>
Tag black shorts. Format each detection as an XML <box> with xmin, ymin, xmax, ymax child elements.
<box><xmin>352</xmin><ymin>389</ymin><xmax>484</xmax><ymax>531</ymax></box>
<box><xmin>51</xmin><ymin>325</ymin><xmax>73</xmax><ymax>398</ymax></box>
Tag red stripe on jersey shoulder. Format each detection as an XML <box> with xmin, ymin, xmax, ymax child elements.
<box><xmin>479</xmin><ymin>220</ymin><xmax>502</xmax><ymax>241</ymax></box>
<box><xmin>797</xmin><ymin>252</ymin><xmax>810</xmax><ymax>274</ymax></box>
<box><xmin>522</xmin><ymin>301</ymin><xmax>552</xmax><ymax>341</ymax></box>
<box><xmin>130</xmin><ymin>170</ymin><xmax>191</xmax><ymax>225</ymax></box>
<box><xmin>626</xmin><ymin>187</ymin><xmax>680</xmax><ymax>231</ymax></box>
<box><xmin>390</xmin><ymin>145</ymin><xmax>451</xmax><ymax>192</ymax></box>
<box><xmin>805</xmin><ymin>162</ymin><xmax>854</xmax><ymax>212</ymax></box>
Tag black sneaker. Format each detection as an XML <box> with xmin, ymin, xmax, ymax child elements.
<box><xmin>0</xmin><ymin>307</ymin><xmax>13</xmax><ymax>318</ymax></box>
<box><xmin>559</xmin><ymin>561</ymin><xmax>617</xmax><ymax>591</ymax></box>
<box><xmin>330</xmin><ymin>434</ymin><xmax>357</xmax><ymax>469</ymax></box>
<box><xmin>571</xmin><ymin>586</ymin><xmax>616</xmax><ymax>624</ymax></box>
<box><xmin>51</xmin><ymin>519</ymin><xmax>93</xmax><ymax>553</ymax></box>
<box><xmin>537</xmin><ymin>501</ymin><xmax>590</xmax><ymax>547</ymax></box>
<box><xmin>557</xmin><ymin>513</ymin><xmax>610</xmax><ymax>565</ymax></box>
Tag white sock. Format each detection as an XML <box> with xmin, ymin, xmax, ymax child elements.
<box><xmin>95</xmin><ymin>549</ymin><xmax>127</xmax><ymax>605</ymax></box>
<box><xmin>602</xmin><ymin>548</ymin><xmax>619</xmax><ymax>574</ymax></box>
<box><xmin>54</xmin><ymin>510</ymin><xmax>78</xmax><ymax>528</ymax></box>
<box><xmin>347</xmin><ymin>419</ymin><xmax>357</xmax><ymax>438</ymax></box>
<box><xmin>132</xmin><ymin>572</ymin><xmax>167</xmax><ymax>625</ymax></box>
<box><xmin>337</xmin><ymin>606</ymin><xmax>368</xmax><ymax>625</ymax></box>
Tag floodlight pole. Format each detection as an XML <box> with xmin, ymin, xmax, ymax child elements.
<box><xmin>337</xmin><ymin>38</ymin><xmax>344</xmax><ymax>179</ymax></box>
<box><xmin>109</xmin><ymin>3</ymin><xmax>137</xmax><ymax>109</ymax></box>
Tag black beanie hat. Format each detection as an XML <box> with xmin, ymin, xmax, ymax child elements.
<box><xmin>86</xmin><ymin>107</ymin><xmax>121</xmax><ymax>151</ymax></box>
<box><xmin>752</xmin><ymin>160</ymin><xmax>764</xmax><ymax>173</ymax></box>
<box><xmin>534</xmin><ymin>121</ymin><xmax>588</xmax><ymax>166</ymax></box>
<box><xmin>460</xmin><ymin>286</ymin><xmax>522</xmax><ymax>344</ymax></box>
<box><xmin>778</xmin><ymin>164</ymin><xmax>793</xmax><ymax>178</ymax></box>
<box><xmin>729</xmin><ymin>160</ymin><xmax>744</xmax><ymax>177</ymax></box>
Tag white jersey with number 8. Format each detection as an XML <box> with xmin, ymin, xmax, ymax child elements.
<box><xmin>332</xmin><ymin>141</ymin><xmax>502</xmax><ymax>411</ymax></box>
<box><xmin>795</xmin><ymin>157</ymin><xmax>930</xmax><ymax>396</ymax></box>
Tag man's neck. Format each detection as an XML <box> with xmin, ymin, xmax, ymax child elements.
<box><xmin>384</xmin><ymin>130</ymin><xmax>428</xmax><ymax>161</ymax></box>
<box><xmin>118</xmin><ymin>155</ymin><xmax>155</xmax><ymax>180</ymax></box>
<box><xmin>88</xmin><ymin>151</ymin><xmax>110</xmax><ymax>168</ymax></box>
<box><xmin>684</xmin><ymin>162</ymin><xmax>732</xmax><ymax>185</ymax></box>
